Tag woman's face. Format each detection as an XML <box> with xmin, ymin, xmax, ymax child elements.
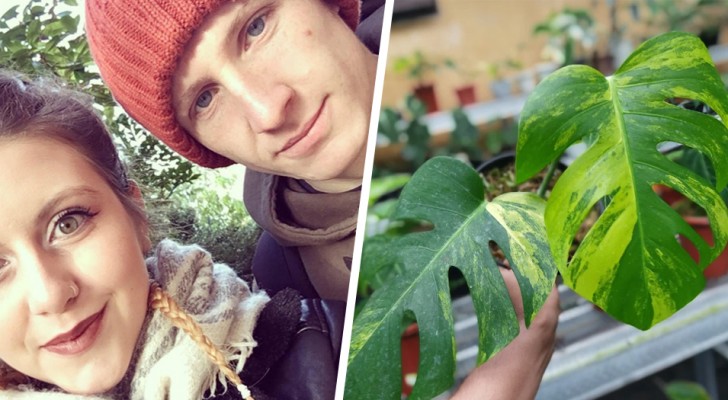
<box><xmin>0</xmin><ymin>136</ymin><xmax>150</xmax><ymax>394</ymax></box>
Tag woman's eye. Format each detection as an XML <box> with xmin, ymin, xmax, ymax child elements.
<box><xmin>247</xmin><ymin>15</ymin><xmax>266</xmax><ymax>37</ymax></box>
<box><xmin>196</xmin><ymin>90</ymin><xmax>213</xmax><ymax>109</ymax></box>
<box><xmin>50</xmin><ymin>208</ymin><xmax>95</xmax><ymax>242</ymax></box>
<box><xmin>56</xmin><ymin>214</ymin><xmax>83</xmax><ymax>236</ymax></box>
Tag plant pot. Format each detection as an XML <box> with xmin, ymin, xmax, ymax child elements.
<box><xmin>414</xmin><ymin>84</ymin><xmax>439</xmax><ymax>114</ymax></box>
<box><xmin>490</xmin><ymin>79</ymin><xmax>512</xmax><ymax>99</ymax></box>
<box><xmin>515</xmin><ymin>72</ymin><xmax>536</xmax><ymax>95</ymax></box>
<box><xmin>401</xmin><ymin>323</ymin><xmax>419</xmax><ymax>396</ymax></box>
<box><xmin>455</xmin><ymin>85</ymin><xmax>477</xmax><ymax>106</ymax></box>
<box><xmin>681</xmin><ymin>216</ymin><xmax>728</xmax><ymax>279</ymax></box>
<box><xmin>653</xmin><ymin>184</ymin><xmax>684</xmax><ymax>206</ymax></box>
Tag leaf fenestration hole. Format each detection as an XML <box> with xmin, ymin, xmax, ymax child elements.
<box><xmin>655</xmin><ymin>143</ymin><xmax>714</xmax><ymax>217</ymax></box>
<box><xmin>568</xmin><ymin>199</ymin><xmax>604</xmax><ymax>261</ymax></box>
<box><xmin>665</xmin><ymin>98</ymin><xmax>716</xmax><ymax>116</ymax></box>
<box><xmin>488</xmin><ymin>240</ymin><xmax>507</xmax><ymax>267</ymax></box>
<box><xmin>677</xmin><ymin>234</ymin><xmax>702</xmax><ymax>266</ymax></box>
<box><xmin>448</xmin><ymin>266</ymin><xmax>470</xmax><ymax>298</ymax></box>
<box><xmin>400</xmin><ymin>309</ymin><xmax>419</xmax><ymax>396</ymax></box>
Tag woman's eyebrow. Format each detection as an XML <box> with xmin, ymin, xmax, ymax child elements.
<box><xmin>35</xmin><ymin>186</ymin><xmax>100</xmax><ymax>224</ymax></box>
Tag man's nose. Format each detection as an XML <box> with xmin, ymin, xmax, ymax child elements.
<box><xmin>22</xmin><ymin>250</ymin><xmax>78</xmax><ymax>315</ymax></box>
<box><xmin>224</xmin><ymin>68</ymin><xmax>294</xmax><ymax>134</ymax></box>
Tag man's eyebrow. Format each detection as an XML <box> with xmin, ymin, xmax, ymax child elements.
<box><xmin>36</xmin><ymin>186</ymin><xmax>101</xmax><ymax>224</ymax></box>
<box><xmin>174</xmin><ymin>7</ymin><xmax>250</xmax><ymax>116</ymax></box>
<box><xmin>228</xmin><ymin>9</ymin><xmax>248</xmax><ymax>50</ymax></box>
<box><xmin>175</xmin><ymin>83</ymin><xmax>200</xmax><ymax>118</ymax></box>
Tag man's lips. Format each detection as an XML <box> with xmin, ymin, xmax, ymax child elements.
<box><xmin>277</xmin><ymin>97</ymin><xmax>327</xmax><ymax>155</ymax></box>
<box><xmin>42</xmin><ymin>307</ymin><xmax>105</xmax><ymax>348</ymax></box>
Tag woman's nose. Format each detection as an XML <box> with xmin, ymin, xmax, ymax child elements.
<box><xmin>22</xmin><ymin>251</ymin><xmax>78</xmax><ymax>315</ymax></box>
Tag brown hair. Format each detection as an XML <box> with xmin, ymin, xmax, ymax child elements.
<box><xmin>0</xmin><ymin>71</ymin><xmax>250</xmax><ymax>398</ymax></box>
<box><xmin>0</xmin><ymin>70</ymin><xmax>145</xmax><ymax>224</ymax></box>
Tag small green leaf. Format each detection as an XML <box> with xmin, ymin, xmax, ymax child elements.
<box><xmin>0</xmin><ymin>5</ymin><xmax>19</xmax><ymax>26</ymax></box>
<box><xmin>378</xmin><ymin>107</ymin><xmax>401</xmax><ymax>143</ymax></box>
<box><xmin>664</xmin><ymin>381</ymin><xmax>710</xmax><ymax>400</ymax></box>
<box><xmin>59</xmin><ymin>15</ymin><xmax>79</xmax><ymax>33</ymax></box>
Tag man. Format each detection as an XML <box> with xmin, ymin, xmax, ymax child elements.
<box><xmin>86</xmin><ymin>0</ymin><xmax>381</xmax><ymax>303</ymax></box>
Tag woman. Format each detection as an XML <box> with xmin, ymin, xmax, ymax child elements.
<box><xmin>0</xmin><ymin>70</ymin><xmax>281</xmax><ymax>399</ymax></box>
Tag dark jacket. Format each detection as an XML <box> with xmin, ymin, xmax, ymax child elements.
<box><xmin>210</xmin><ymin>289</ymin><xmax>344</xmax><ymax>400</ymax></box>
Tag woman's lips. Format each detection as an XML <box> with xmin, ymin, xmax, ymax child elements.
<box><xmin>42</xmin><ymin>306</ymin><xmax>105</xmax><ymax>355</ymax></box>
<box><xmin>277</xmin><ymin>97</ymin><xmax>328</xmax><ymax>156</ymax></box>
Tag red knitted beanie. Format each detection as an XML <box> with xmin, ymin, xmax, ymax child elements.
<box><xmin>85</xmin><ymin>0</ymin><xmax>361</xmax><ymax>168</ymax></box>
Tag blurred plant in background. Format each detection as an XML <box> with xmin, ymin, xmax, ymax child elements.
<box><xmin>533</xmin><ymin>7</ymin><xmax>596</xmax><ymax>66</ymax></box>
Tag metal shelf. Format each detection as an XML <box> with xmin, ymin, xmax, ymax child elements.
<box><xmin>537</xmin><ymin>276</ymin><xmax>728</xmax><ymax>400</ymax></box>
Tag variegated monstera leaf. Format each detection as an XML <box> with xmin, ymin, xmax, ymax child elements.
<box><xmin>346</xmin><ymin>157</ymin><xmax>557</xmax><ymax>399</ymax></box>
<box><xmin>517</xmin><ymin>32</ymin><xmax>728</xmax><ymax>329</ymax></box>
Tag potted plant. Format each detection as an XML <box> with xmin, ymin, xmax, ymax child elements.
<box><xmin>450</xmin><ymin>61</ymin><xmax>478</xmax><ymax>106</ymax></box>
<box><xmin>455</xmin><ymin>86</ymin><xmax>477</xmax><ymax>106</ymax></box>
<box><xmin>533</xmin><ymin>7</ymin><xmax>596</xmax><ymax>67</ymax></box>
<box><xmin>377</xmin><ymin>95</ymin><xmax>433</xmax><ymax>173</ymax></box>
<box><xmin>347</xmin><ymin>32</ymin><xmax>728</xmax><ymax>399</ymax></box>
<box><xmin>486</xmin><ymin>58</ymin><xmax>524</xmax><ymax>99</ymax></box>
<box><xmin>440</xmin><ymin>107</ymin><xmax>482</xmax><ymax>165</ymax></box>
<box><xmin>487</xmin><ymin>61</ymin><xmax>512</xmax><ymax>99</ymax></box>
<box><xmin>393</xmin><ymin>51</ymin><xmax>455</xmax><ymax>113</ymax></box>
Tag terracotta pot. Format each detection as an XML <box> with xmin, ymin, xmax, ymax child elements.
<box><xmin>401</xmin><ymin>323</ymin><xmax>419</xmax><ymax>395</ymax></box>
<box><xmin>681</xmin><ymin>216</ymin><xmax>728</xmax><ymax>278</ymax></box>
<box><xmin>653</xmin><ymin>184</ymin><xmax>683</xmax><ymax>206</ymax></box>
<box><xmin>455</xmin><ymin>85</ymin><xmax>477</xmax><ymax>106</ymax></box>
<box><xmin>414</xmin><ymin>84</ymin><xmax>439</xmax><ymax>114</ymax></box>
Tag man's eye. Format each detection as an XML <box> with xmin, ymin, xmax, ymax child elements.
<box><xmin>196</xmin><ymin>90</ymin><xmax>213</xmax><ymax>109</ymax></box>
<box><xmin>247</xmin><ymin>15</ymin><xmax>265</xmax><ymax>37</ymax></box>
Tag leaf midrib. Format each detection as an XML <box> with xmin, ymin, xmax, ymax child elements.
<box><xmin>609</xmin><ymin>75</ymin><xmax>647</xmax><ymax>272</ymax></box>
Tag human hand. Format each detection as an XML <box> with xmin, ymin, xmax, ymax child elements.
<box><xmin>451</xmin><ymin>268</ymin><xmax>560</xmax><ymax>400</ymax></box>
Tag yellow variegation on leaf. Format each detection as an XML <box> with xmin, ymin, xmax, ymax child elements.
<box><xmin>346</xmin><ymin>157</ymin><xmax>557</xmax><ymax>399</ymax></box>
<box><xmin>517</xmin><ymin>32</ymin><xmax>728</xmax><ymax>329</ymax></box>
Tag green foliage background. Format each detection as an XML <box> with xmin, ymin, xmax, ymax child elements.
<box><xmin>0</xmin><ymin>0</ymin><xmax>260</xmax><ymax>278</ymax></box>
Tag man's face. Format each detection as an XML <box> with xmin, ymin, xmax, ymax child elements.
<box><xmin>172</xmin><ymin>0</ymin><xmax>377</xmax><ymax>190</ymax></box>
